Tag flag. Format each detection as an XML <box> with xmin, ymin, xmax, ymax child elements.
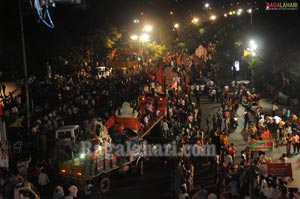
<box><xmin>244</xmin><ymin>50</ymin><xmax>250</xmax><ymax>57</ymax></box>
<box><xmin>156</xmin><ymin>64</ymin><xmax>164</xmax><ymax>85</ymax></box>
<box><xmin>177</xmin><ymin>51</ymin><xmax>183</xmax><ymax>65</ymax></box>
<box><xmin>105</xmin><ymin>116</ymin><xmax>115</xmax><ymax>130</ymax></box>
<box><xmin>111</xmin><ymin>48</ymin><xmax>117</xmax><ymax>59</ymax></box>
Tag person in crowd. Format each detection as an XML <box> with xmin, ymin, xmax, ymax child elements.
<box><xmin>162</xmin><ymin>119</ymin><xmax>170</xmax><ymax>139</ymax></box>
<box><xmin>291</xmin><ymin>133</ymin><xmax>300</xmax><ymax>154</ymax></box>
<box><xmin>178</xmin><ymin>184</ymin><xmax>190</xmax><ymax>199</ymax></box>
<box><xmin>279</xmin><ymin>153</ymin><xmax>288</xmax><ymax>163</ymax></box>
<box><xmin>198</xmin><ymin>184</ymin><xmax>208</xmax><ymax>199</ymax></box>
<box><xmin>228</xmin><ymin>143</ymin><xmax>237</xmax><ymax>164</ymax></box>
<box><xmin>38</xmin><ymin>169</ymin><xmax>50</xmax><ymax>192</ymax></box>
<box><xmin>243</xmin><ymin>108</ymin><xmax>250</xmax><ymax>130</ymax></box>
<box><xmin>53</xmin><ymin>186</ymin><xmax>64</xmax><ymax>199</ymax></box>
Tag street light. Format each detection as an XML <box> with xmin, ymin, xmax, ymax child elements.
<box><xmin>210</xmin><ymin>15</ymin><xmax>217</xmax><ymax>21</ymax></box>
<box><xmin>191</xmin><ymin>17</ymin><xmax>199</xmax><ymax>24</ymax></box>
<box><xmin>140</xmin><ymin>33</ymin><xmax>150</xmax><ymax>42</ymax></box>
<box><xmin>130</xmin><ymin>34</ymin><xmax>139</xmax><ymax>40</ymax></box>
<box><xmin>143</xmin><ymin>25</ymin><xmax>152</xmax><ymax>32</ymax></box>
<box><xmin>247</xmin><ymin>9</ymin><xmax>253</xmax><ymax>25</ymax></box>
<box><xmin>249</xmin><ymin>40</ymin><xmax>257</xmax><ymax>51</ymax></box>
<box><xmin>244</xmin><ymin>39</ymin><xmax>258</xmax><ymax>57</ymax></box>
<box><xmin>170</xmin><ymin>11</ymin><xmax>174</xmax><ymax>25</ymax></box>
<box><xmin>204</xmin><ymin>3</ymin><xmax>210</xmax><ymax>8</ymax></box>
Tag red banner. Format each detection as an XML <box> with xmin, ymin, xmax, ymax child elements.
<box><xmin>156</xmin><ymin>64</ymin><xmax>164</xmax><ymax>85</ymax></box>
<box><xmin>267</xmin><ymin>163</ymin><xmax>292</xmax><ymax>177</ymax></box>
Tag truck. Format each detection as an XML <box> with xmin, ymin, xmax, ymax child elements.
<box><xmin>14</xmin><ymin>181</ymin><xmax>40</xmax><ymax>199</ymax></box>
<box><xmin>55</xmin><ymin>122</ymin><xmax>146</xmax><ymax>195</ymax></box>
<box><xmin>55</xmin><ymin>97</ymin><xmax>167</xmax><ymax>195</ymax></box>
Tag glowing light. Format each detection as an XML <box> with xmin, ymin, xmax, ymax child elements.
<box><xmin>249</xmin><ymin>40</ymin><xmax>257</xmax><ymax>51</ymax></box>
<box><xmin>80</xmin><ymin>153</ymin><xmax>86</xmax><ymax>159</ymax></box>
<box><xmin>131</xmin><ymin>35</ymin><xmax>139</xmax><ymax>40</ymax></box>
<box><xmin>191</xmin><ymin>17</ymin><xmax>199</xmax><ymax>24</ymax></box>
<box><xmin>140</xmin><ymin>33</ymin><xmax>150</xmax><ymax>42</ymax></box>
<box><xmin>144</xmin><ymin>25</ymin><xmax>153</xmax><ymax>32</ymax></box>
<box><xmin>210</xmin><ymin>15</ymin><xmax>217</xmax><ymax>21</ymax></box>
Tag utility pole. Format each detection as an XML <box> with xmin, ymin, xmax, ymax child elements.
<box><xmin>19</xmin><ymin>0</ymin><xmax>31</xmax><ymax>130</ymax></box>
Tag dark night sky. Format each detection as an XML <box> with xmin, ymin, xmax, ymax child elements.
<box><xmin>0</xmin><ymin>0</ymin><xmax>299</xmax><ymax>77</ymax></box>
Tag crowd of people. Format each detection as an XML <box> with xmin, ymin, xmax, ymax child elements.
<box><xmin>0</xmin><ymin>46</ymin><xmax>300</xmax><ymax>199</ymax></box>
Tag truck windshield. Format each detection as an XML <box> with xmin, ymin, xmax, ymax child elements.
<box><xmin>57</xmin><ymin>131</ymin><xmax>71</xmax><ymax>139</ymax></box>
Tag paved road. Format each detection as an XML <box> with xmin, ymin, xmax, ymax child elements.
<box><xmin>104</xmin><ymin>157</ymin><xmax>171</xmax><ymax>199</ymax></box>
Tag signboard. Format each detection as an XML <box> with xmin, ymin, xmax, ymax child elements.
<box><xmin>249</xmin><ymin>139</ymin><xmax>273</xmax><ymax>150</ymax></box>
<box><xmin>267</xmin><ymin>163</ymin><xmax>293</xmax><ymax>177</ymax></box>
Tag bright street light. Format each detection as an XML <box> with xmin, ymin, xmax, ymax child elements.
<box><xmin>247</xmin><ymin>8</ymin><xmax>252</xmax><ymax>13</ymax></box>
<box><xmin>191</xmin><ymin>17</ymin><xmax>199</xmax><ymax>24</ymax></box>
<box><xmin>133</xmin><ymin>19</ymin><xmax>140</xmax><ymax>24</ymax></box>
<box><xmin>210</xmin><ymin>15</ymin><xmax>217</xmax><ymax>21</ymax></box>
<box><xmin>170</xmin><ymin>11</ymin><xmax>175</xmax><ymax>25</ymax></box>
<box><xmin>130</xmin><ymin>34</ymin><xmax>138</xmax><ymax>40</ymax></box>
<box><xmin>204</xmin><ymin>3</ymin><xmax>209</xmax><ymax>8</ymax></box>
<box><xmin>249</xmin><ymin>40</ymin><xmax>257</xmax><ymax>51</ymax></box>
<box><xmin>174</xmin><ymin>23</ymin><xmax>179</xmax><ymax>29</ymax></box>
<box><xmin>140</xmin><ymin>33</ymin><xmax>150</xmax><ymax>42</ymax></box>
<box><xmin>143</xmin><ymin>25</ymin><xmax>152</xmax><ymax>32</ymax></box>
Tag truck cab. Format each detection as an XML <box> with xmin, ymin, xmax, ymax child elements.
<box><xmin>55</xmin><ymin>125</ymin><xmax>81</xmax><ymax>144</ymax></box>
<box><xmin>14</xmin><ymin>182</ymin><xmax>40</xmax><ymax>199</ymax></box>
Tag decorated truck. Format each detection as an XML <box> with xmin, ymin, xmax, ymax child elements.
<box><xmin>55</xmin><ymin>120</ymin><xmax>146</xmax><ymax>195</ymax></box>
<box><xmin>56</xmin><ymin>96</ymin><xmax>166</xmax><ymax>195</ymax></box>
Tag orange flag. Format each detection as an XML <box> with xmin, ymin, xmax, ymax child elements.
<box><xmin>156</xmin><ymin>64</ymin><xmax>164</xmax><ymax>85</ymax></box>
<box><xmin>177</xmin><ymin>51</ymin><xmax>183</xmax><ymax>65</ymax></box>
<box><xmin>111</xmin><ymin>48</ymin><xmax>117</xmax><ymax>59</ymax></box>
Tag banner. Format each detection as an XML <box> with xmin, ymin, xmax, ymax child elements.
<box><xmin>156</xmin><ymin>64</ymin><xmax>164</xmax><ymax>85</ymax></box>
<box><xmin>249</xmin><ymin>139</ymin><xmax>273</xmax><ymax>150</ymax></box>
<box><xmin>267</xmin><ymin>163</ymin><xmax>292</xmax><ymax>177</ymax></box>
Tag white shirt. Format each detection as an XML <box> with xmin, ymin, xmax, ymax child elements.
<box><xmin>224</xmin><ymin>154</ymin><xmax>233</xmax><ymax>165</ymax></box>
<box><xmin>38</xmin><ymin>173</ymin><xmax>49</xmax><ymax>186</ymax></box>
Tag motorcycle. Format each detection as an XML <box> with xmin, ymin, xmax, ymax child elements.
<box><xmin>231</xmin><ymin>113</ymin><xmax>238</xmax><ymax>129</ymax></box>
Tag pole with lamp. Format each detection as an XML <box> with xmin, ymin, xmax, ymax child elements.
<box><xmin>170</xmin><ymin>11</ymin><xmax>174</xmax><ymax>26</ymax></box>
<box><xmin>247</xmin><ymin>9</ymin><xmax>253</xmax><ymax>26</ymax></box>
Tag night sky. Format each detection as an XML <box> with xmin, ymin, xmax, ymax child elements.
<box><xmin>0</xmin><ymin>0</ymin><xmax>299</xmax><ymax>77</ymax></box>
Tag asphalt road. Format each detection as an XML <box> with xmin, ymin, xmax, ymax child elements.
<box><xmin>104</xmin><ymin>157</ymin><xmax>172</xmax><ymax>199</ymax></box>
